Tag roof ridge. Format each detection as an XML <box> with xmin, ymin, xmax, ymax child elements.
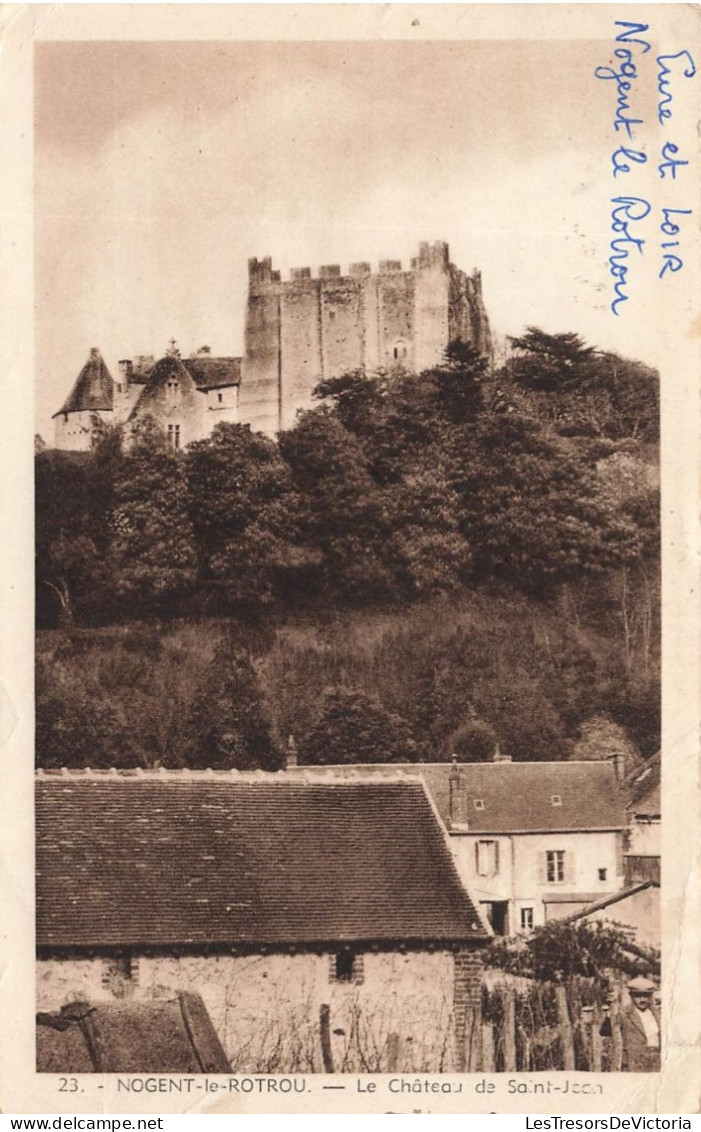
<box><xmin>35</xmin><ymin>766</ymin><xmax>426</xmax><ymax>785</ymax></box>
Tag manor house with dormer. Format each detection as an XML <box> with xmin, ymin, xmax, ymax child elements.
<box><xmin>52</xmin><ymin>241</ymin><xmax>492</xmax><ymax>450</ymax></box>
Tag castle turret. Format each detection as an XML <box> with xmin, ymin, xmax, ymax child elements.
<box><xmin>52</xmin><ymin>348</ymin><xmax>114</xmax><ymax>451</ymax></box>
<box><xmin>239</xmin><ymin>258</ymin><xmax>283</xmax><ymax>436</ymax></box>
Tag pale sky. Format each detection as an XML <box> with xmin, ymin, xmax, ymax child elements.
<box><xmin>36</xmin><ymin>37</ymin><xmax>670</xmax><ymax>440</ymax></box>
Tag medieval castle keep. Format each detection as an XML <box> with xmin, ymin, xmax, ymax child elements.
<box><xmin>53</xmin><ymin>241</ymin><xmax>492</xmax><ymax>450</ymax></box>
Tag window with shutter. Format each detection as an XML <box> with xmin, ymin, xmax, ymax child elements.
<box><xmin>564</xmin><ymin>850</ymin><xmax>575</xmax><ymax>885</ymax></box>
<box><xmin>476</xmin><ymin>840</ymin><xmax>499</xmax><ymax>877</ymax></box>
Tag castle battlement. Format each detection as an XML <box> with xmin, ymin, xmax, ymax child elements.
<box><xmin>55</xmin><ymin>240</ymin><xmax>492</xmax><ymax>450</ymax></box>
<box><xmin>249</xmin><ymin>242</ymin><xmax>462</xmax><ymax>287</ymax></box>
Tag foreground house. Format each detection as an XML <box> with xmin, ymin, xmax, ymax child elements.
<box><xmin>288</xmin><ymin>757</ymin><xmax>628</xmax><ymax>936</ymax></box>
<box><xmin>36</xmin><ymin>769</ymin><xmax>489</xmax><ymax>1073</ymax></box>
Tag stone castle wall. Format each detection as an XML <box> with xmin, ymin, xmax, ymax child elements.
<box><xmin>240</xmin><ymin>241</ymin><xmax>492</xmax><ymax>436</ymax></box>
<box><xmin>54</xmin><ymin>241</ymin><xmax>492</xmax><ymax>446</ymax></box>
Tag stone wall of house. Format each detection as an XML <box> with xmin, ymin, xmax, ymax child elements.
<box><xmin>37</xmin><ymin>947</ymin><xmax>482</xmax><ymax>1073</ymax></box>
<box><xmin>53</xmin><ymin>409</ymin><xmax>111</xmax><ymax>452</ymax></box>
<box><xmin>128</xmin><ymin>370</ymin><xmax>207</xmax><ymax>450</ymax></box>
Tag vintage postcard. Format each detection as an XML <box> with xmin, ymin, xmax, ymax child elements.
<box><xmin>1</xmin><ymin>2</ymin><xmax>699</xmax><ymax>1117</ymax></box>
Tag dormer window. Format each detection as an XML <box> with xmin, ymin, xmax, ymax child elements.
<box><xmin>551</xmin><ymin>795</ymin><xmax>562</xmax><ymax>806</ymax></box>
<box><xmin>474</xmin><ymin>799</ymin><xmax>484</xmax><ymax>811</ymax></box>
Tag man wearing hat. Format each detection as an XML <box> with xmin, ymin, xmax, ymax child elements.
<box><xmin>620</xmin><ymin>976</ymin><xmax>661</xmax><ymax>1071</ymax></box>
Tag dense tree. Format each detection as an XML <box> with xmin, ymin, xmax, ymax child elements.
<box><xmin>186</xmin><ymin>642</ymin><xmax>282</xmax><ymax>770</ymax></box>
<box><xmin>186</xmin><ymin>422</ymin><xmax>310</xmax><ymax>610</ymax></box>
<box><xmin>507</xmin><ymin>328</ymin><xmax>597</xmax><ymax>393</ymax></box>
<box><xmin>445</xmin><ymin>717</ymin><xmax>498</xmax><ymax>762</ymax></box>
<box><xmin>278</xmin><ymin>409</ymin><xmax>394</xmax><ymax>601</ymax></box>
<box><xmin>504</xmin><ymin>328</ymin><xmax>659</xmax><ymax>441</ymax></box>
<box><xmin>35</xmin><ymin>450</ymin><xmax>111</xmax><ymax>627</ymax></box>
<box><xmin>109</xmin><ymin>416</ymin><xmax>198</xmax><ymax>612</ymax></box>
<box><xmin>448</xmin><ymin>415</ymin><xmax>642</xmax><ymax>594</ymax></box>
<box><xmin>487</xmin><ymin>918</ymin><xmax>659</xmax><ymax>980</ymax></box>
<box><xmin>300</xmin><ymin>686</ymin><xmax>418</xmax><ymax>765</ymax></box>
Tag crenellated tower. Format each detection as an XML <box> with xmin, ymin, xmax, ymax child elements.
<box><xmin>239</xmin><ymin>241</ymin><xmax>492</xmax><ymax>436</ymax></box>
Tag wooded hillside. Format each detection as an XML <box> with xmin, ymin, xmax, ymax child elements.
<box><xmin>36</xmin><ymin>332</ymin><xmax>660</xmax><ymax>769</ymax></box>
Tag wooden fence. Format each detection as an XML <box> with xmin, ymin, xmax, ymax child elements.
<box><xmin>462</xmin><ymin>969</ymin><xmax>646</xmax><ymax>1072</ymax></box>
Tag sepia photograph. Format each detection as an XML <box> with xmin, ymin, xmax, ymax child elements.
<box><xmin>1</xmin><ymin>1</ymin><xmax>699</xmax><ymax>1116</ymax></box>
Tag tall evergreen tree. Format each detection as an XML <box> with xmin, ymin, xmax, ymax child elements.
<box><xmin>186</xmin><ymin>643</ymin><xmax>282</xmax><ymax>770</ymax></box>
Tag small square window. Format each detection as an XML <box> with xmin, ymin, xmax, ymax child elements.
<box><xmin>551</xmin><ymin>795</ymin><xmax>562</xmax><ymax>806</ymax></box>
<box><xmin>217</xmin><ymin>392</ymin><xmax>223</xmax><ymax>404</ymax></box>
<box><xmin>598</xmin><ymin>868</ymin><xmax>607</xmax><ymax>881</ymax></box>
<box><xmin>474</xmin><ymin>799</ymin><xmax>484</xmax><ymax>810</ymax></box>
<box><xmin>330</xmin><ymin>951</ymin><xmax>364</xmax><ymax>985</ymax></box>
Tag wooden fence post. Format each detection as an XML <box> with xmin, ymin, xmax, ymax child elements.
<box><xmin>319</xmin><ymin>1003</ymin><xmax>334</xmax><ymax>1073</ymax></box>
<box><xmin>481</xmin><ymin>1021</ymin><xmax>495</xmax><ymax>1072</ymax></box>
<box><xmin>387</xmin><ymin>1032</ymin><xmax>402</xmax><ymax>1072</ymax></box>
<box><xmin>591</xmin><ymin>1004</ymin><xmax>603</xmax><ymax>1073</ymax></box>
<box><xmin>502</xmin><ymin>985</ymin><xmax>517</xmax><ymax>1072</ymax></box>
<box><xmin>555</xmin><ymin>983</ymin><xmax>575</xmax><ymax>1071</ymax></box>
<box><xmin>580</xmin><ymin>1004</ymin><xmax>594</xmax><ymax>1072</ymax></box>
<box><xmin>609</xmin><ymin>980</ymin><xmax>624</xmax><ymax>1072</ymax></box>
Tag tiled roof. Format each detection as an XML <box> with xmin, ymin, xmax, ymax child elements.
<box><xmin>184</xmin><ymin>356</ymin><xmax>242</xmax><ymax>390</ymax></box>
<box><xmin>127</xmin><ymin>355</ymin><xmax>200</xmax><ymax>421</ymax></box>
<box><xmin>36</xmin><ymin>993</ymin><xmax>230</xmax><ymax>1074</ymax></box>
<box><xmin>287</xmin><ymin>761</ymin><xmax>627</xmax><ymax>833</ymax></box>
<box><xmin>36</xmin><ymin>773</ymin><xmax>487</xmax><ymax>950</ymax></box>
<box><xmin>623</xmin><ymin>752</ymin><xmax>661</xmax><ymax>814</ymax></box>
<box><xmin>53</xmin><ymin>349</ymin><xmax>114</xmax><ymax>417</ymax></box>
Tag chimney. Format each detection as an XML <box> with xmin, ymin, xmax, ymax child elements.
<box><xmin>449</xmin><ymin>755</ymin><xmax>469</xmax><ymax>830</ymax></box>
<box><xmin>118</xmin><ymin>359</ymin><xmax>133</xmax><ymax>385</ymax></box>
<box><xmin>609</xmin><ymin>751</ymin><xmax>625</xmax><ymax>781</ymax></box>
<box><xmin>493</xmin><ymin>743</ymin><xmax>512</xmax><ymax>763</ymax></box>
<box><xmin>286</xmin><ymin>735</ymin><xmax>298</xmax><ymax>769</ymax></box>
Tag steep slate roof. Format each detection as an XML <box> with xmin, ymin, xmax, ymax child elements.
<box><xmin>53</xmin><ymin>349</ymin><xmax>114</xmax><ymax>417</ymax></box>
<box><xmin>286</xmin><ymin>761</ymin><xmax>627</xmax><ymax>834</ymax></box>
<box><xmin>127</xmin><ymin>354</ymin><xmax>200</xmax><ymax>421</ymax></box>
<box><xmin>623</xmin><ymin>752</ymin><xmax>661</xmax><ymax>816</ymax></box>
<box><xmin>36</xmin><ymin>772</ymin><xmax>487</xmax><ymax>950</ymax></box>
<box><xmin>183</xmin><ymin>355</ymin><xmax>242</xmax><ymax>390</ymax></box>
<box><xmin>36</xmin><ymin>992</ymin><xmax>230</xmax><ymax>1074</ymax></box>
